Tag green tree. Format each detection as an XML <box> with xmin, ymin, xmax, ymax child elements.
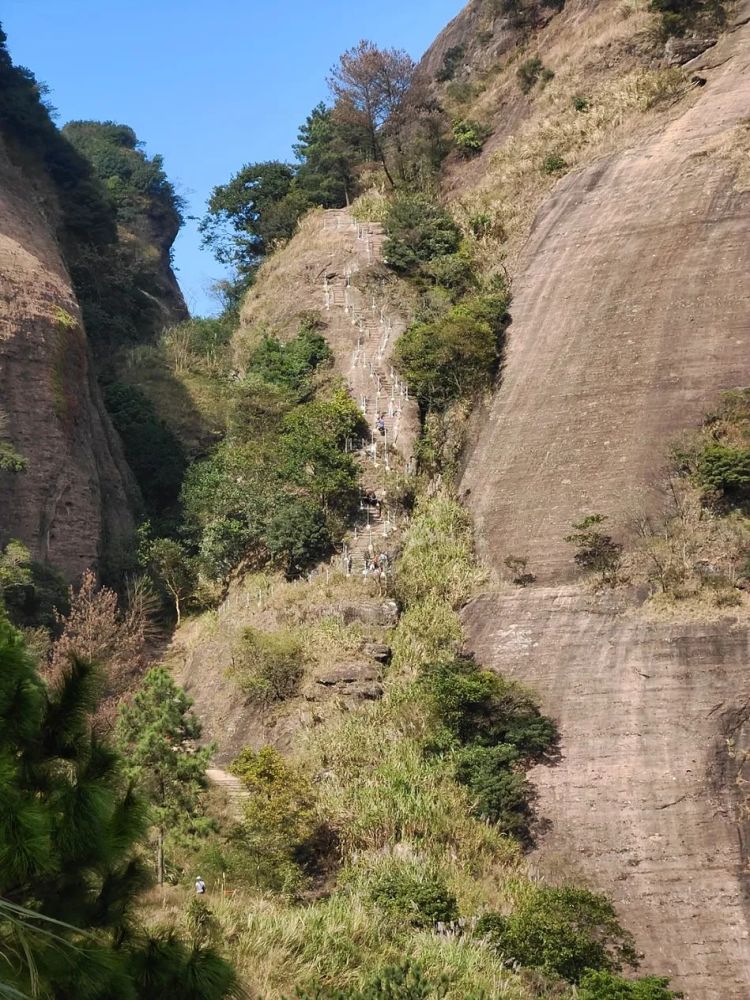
<box><xmin>383</xmin><ymin>195</ymin><xmax>461</xmax><ymax>275</ymax></box>
<box><xmin>565</xmin><ymin>514</ymin><xmax>623</xmax><ymax>586</ymax></box>
<box><xmin>228</xmin><ymin>747</ymin><xmax>319</xmax><ymax>892</ymax></box>
<box><xmin>328</xmin><ymin>41</ymin><xmax>418</xmax><ymax>186</ymax></box>
<box><xmin>395</xmin><ymin>292</ymin><xmax>509</xmax><ymax>412</ymax></box>
<box><xmin>141</xmin><ymin>536</ymin><xmax>197</xmax><ymax>624</ymax></box>
<box><xmin>294</xmin><ymin>102</ymin><xmax>359</xmax><ymax>208</ymax></box>
<box><xmin>0</xmin><ymin>614</ymin><xmax>239</xmax><ymax>998</ymax></box>
<box><xmin>117</xmin><ymin>668</ymin><xmax>214</xmax><ymax>883</ymax></box>
<box><xmin>200</xmin><ymin>161</ymin><xmax>306</xmax><ymax>275</ymax></box>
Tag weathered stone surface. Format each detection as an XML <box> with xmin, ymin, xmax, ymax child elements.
<box><xmin>464</xmin><ymin>589</ymin><xmax>750</xmax><ymax>999</ymax></box>
<box><xmin>339</xmin><ymin>600</ymin><xmax>399</xmax><ymax>627</ymax></box>
<box><xmin>460</xmin><ymin>10</ymin><xmax>750</xmax><ymax>996</ymax></box>
<box><xmin>664</xmin><ymin>35</ymin><xmax>717</xmax><ymax>66</ymax></box>
<box><xmin>0</xmin><ymin>138</ymin><xmax>137</xmax><ymax>578</ymax></box>
<box><xmin>364</xmin><ymin>642</ymin><xmax>392</xmax><ymax>663</ymax></box>
<box><xmin>313</xmin><ymin>662</ymin><xmax>381</xmax><ymax>686</ymax></box>
<box><xmin>462</xmin><ymin>12</ymin><xmax>750</xmax><ymax>586</ymax></box>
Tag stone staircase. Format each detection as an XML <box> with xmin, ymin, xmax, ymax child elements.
<box><xmin>321</xmin><ymin>210</ymin><xmax>414</xmax><ymax>461</ymax></box>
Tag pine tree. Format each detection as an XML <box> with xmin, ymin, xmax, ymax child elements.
<box><xmin>117</xmin><ymin>667</ymin><xmax>214</xmax><ymax>884</ymax></box>
<box><xmin>0</xmin><ymin>613</ymin><xmax>240</xmax><ymax>999</ymax></box>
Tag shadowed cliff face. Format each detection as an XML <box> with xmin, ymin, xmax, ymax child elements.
<box><xmin>0</xmin><ymin>138</ymin><xmax>137</xmax><ymax>578</ymax></box>
<box><xmin>461</xmin><ymin>10</ymin><xmax>750</xmax><ymax>583</ymax></box>
<box><xmin>459</xmin><ymin>6</ymin><xmax>750</xmax><ymax>997</ymax></box>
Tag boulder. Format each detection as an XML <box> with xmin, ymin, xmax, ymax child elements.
<box><xmin>664</xmin><ymin>36</ymin><xmax>716</xmax><ymax>66</ymax></box>
<box><xmin>339</xmin><ymin>600</ymin><xmax>399</xmax><ymax>627</ymax></box>
<box><xmin>364</xmin><ymin>642</ymin><xmax>393</xmax><ymax>664</ymax></box>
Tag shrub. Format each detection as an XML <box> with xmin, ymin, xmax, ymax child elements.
<box><xmin>696</xmin><ymin>444</ymin><xmax>750</xmax><ymax>504</ymax></box>
<box><xmin>246</xmin><ymin>328</ymin><xmax>332</xmax><ymax>394</ymax></box>
<box><xmin>383</xmin><ymin>195</ymin><xmax>461</xmax><ymax>275</ymax></box>
<box><xmin>230</xmin><ymin>626</ymin><xmax>305</xmax><ymax>702</ymax></box>
<box><xmin>104</xmin><ymin>381</ymin><xmax>187</xmax><ymax>518</ymax></box>
<box><xmin>423</xmin><ymin>656</ymin><xmax>556</xmax><ymax>754</ymax></box>
<box><xmin>265</xmin><ymin>499</ymin><xmax>333</xmax><ymax>578</ymax></box>
<box><xmin>395</xmin><ymin>293</ymin><xmax>508</xmax><ymax>411</ymax></box>
<box><xmin>476</xmin><ymin>885</ymin><xmax>638</xmax><ymax>982</ymax></box>
<box><xmin>420</xmin><ymin>247</ymin><xmax>479</xmax><ymax>298</ymax></box>
<box><xmin>504</xmin><ymin>554</ymin><xmax>536</xmax><ymax>586</ymax></box>
<box><xmin>368</xmin><ymin>863</ymin><xmax>459</xmax><ymax>927</ymax></box>
<box><xmin>517</xmin><ymin>57</ymin><xmax>553</xmax><ymax>94</ymax></box>
<box><xmin>437</xmin><ymin>45</ymin><xmax>466</xmax><ymax>83</ymax></box>
<box><xmin>452</xmin><ymin>119</ymin><xmax>492</xmax><ymax>158</ymax></box>
<box><xmin>578</xmin><ymin>970</ymin><xmax>683</xmax><ymax>999</ymax></box>
<box><xmin>573</xmin><ymin>94</ymin><xmax>590</xmax><ymax>112</ymax></box>
<box><xmin>542</xmin><ymin>153</ymin><xmax>568</xmax><ymax>174</ymax></box>
<box><xmin>454</xmin><ymin>744</ymin><xmax>533</xmax><ymax>837</ymax></box>
<box><xmin>565</xmin><ymin>514</ymin><xmax>623</xmax><ymax>586</ymax></box>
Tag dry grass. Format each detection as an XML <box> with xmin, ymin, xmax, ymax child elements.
<box><xmin>454</xmin><ymin>65</ymin><xmax>689</xmax><ymax>266</ymax></box>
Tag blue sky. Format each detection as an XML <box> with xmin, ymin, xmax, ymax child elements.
<box><xmin>2</xmin><ymin>1</ymin><xmax>464</xmax><ymax>315</ymax></box>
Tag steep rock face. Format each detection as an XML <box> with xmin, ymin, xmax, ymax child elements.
<box><xmin>465</xmin><ymin>590</ymin><xmax>750</xmax><ymax>998</ymax></box>
<box><xmin>458</xmin><ymin>6</ymin><xmax>750</xmax><ymax>997</ymax></box>
<box><xmin>0</xmin><ymin>137</ymin><xmax>137</xmax><ymax>578</ymax></box>
<box><xmin>462</xmin><ymin>10</ymin><xmax>750</xmax><ymax>583</ymax></box>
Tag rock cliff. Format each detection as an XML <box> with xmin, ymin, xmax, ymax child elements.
<box><xmin>0</xmin><ymin>135</ymin><xmax>138</xmax><ymax>578</ymax></box>
<box><xmin>450</xmin><ymin>2</ymin><xmax>750</xmax><ymax>996</ymax></box>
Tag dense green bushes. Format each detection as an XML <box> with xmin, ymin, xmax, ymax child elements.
<box><xmin>104</xmin><ymin>382</ymin><xmax>187</xmax><ymax>521</ymax></box>
<box><xmin>476</xmin><ymin>886</ymin><xmax>638</xmax><ymax>982</ymax></box>
<box><xmin>452</xmin><ymin>118</ymin><xmax>492</xmax><ymax>157</ymax></box>
<box><xmin>230</xmin><ymin>627</ymin><xmax>305</xmax><ymax>702</ymax></box>
<box><xmin>180</xmin><ymin>323</ymin><xmax>364</xmax><ymax>580</ymax></box>
<box><xmin>62</xmin><ymin>120</ymin><xmax>183</xmax><ymax>231</ymax></box>
<box><xmin>228</xmin><ymin>746</ymin><xmax>322</xmax><ymax>892</ymax></box>
<box><xmin>367</xmin><ymin>862</ymin><xmax>459</xmax><ymax>927</ymax></box>
<box><xmin>422</xmin><ymin>656</ymin><xmax>555</xmax><ymax>839</ymax></box>
<box><xmin>383</xmin><ymin>195</ymin><xmax>461</xmax><ymax>275</ymax></box>
<box><xmin>394</xmin><ymin>289</ymin><xmax>509</xmax><ymax>412</ymax></box>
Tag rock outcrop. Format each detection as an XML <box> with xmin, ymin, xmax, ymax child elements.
<box><xmin>457</xmin><ymin>5</ymin><xmax>750</xmax><ymax>996</ymax></box>
<box><xmin>238</xmin><ymin>209</ymin><xmax>420</xmax><ymax>458</ymax></box>
<box><xmin>0</xmin><ymin>137</ymin><xmax>137</xmax><ymax>578</ymax></box>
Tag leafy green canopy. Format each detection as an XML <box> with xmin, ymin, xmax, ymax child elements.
<box><xmin>419</xmin><ymin>654</ymin><xmax>555</xmax><ymax>841</ymax></box>
<box><xmin>383</xmin><ymin>195</ymin><xmax>461</xmax><ymax>275</ymax></box>
<box><xmin>395</xmin><ymin>291</ymin><xmax>509</xmax><ymax>412</ymax></box>
<box><xmin>0</xmin><ymin>614</ymin><xmax>239</xmax><ymax>998</ymax></box>
<box><xmin>62</xmin><ymin>120</ymin><xmax>184</xmax><ymax>231</ymax></box>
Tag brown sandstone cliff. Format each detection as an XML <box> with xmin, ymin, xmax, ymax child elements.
<box><xmin>0</xmin><ymin>137</ymin><xmax>138</xmax><ymax>578</ymax></box>
<box><xmin>452</xmin><ymin>3</ymin><xmax>750</xmax><ymax>997</ymax></box>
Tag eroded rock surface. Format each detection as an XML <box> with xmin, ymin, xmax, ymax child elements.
<box><xmin>0</xmin><ymin>139</ymin><xmax>136</xmax><ymax>577</ymax></box>
<box><xmin>460</xmin><ymin>9</ymin><xmax>750</xmax><ymax>996</ymax></box>
<box><xmin>462</xmin><ymin>8</ymin><xmax>750</xmax><ymax>585</ymax></box>
<box><xmin>465</xmin><ymin>589</ymin><xmax>750</xmax><ymax>998</ymax></box>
